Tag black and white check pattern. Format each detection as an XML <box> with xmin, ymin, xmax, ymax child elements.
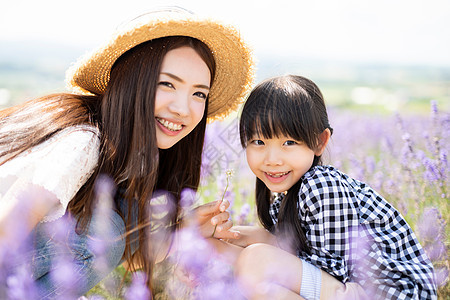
<box><xmin>269</xmin><ymin>165</ymin><xmax>437</xmax><ymax>300</ymax></box>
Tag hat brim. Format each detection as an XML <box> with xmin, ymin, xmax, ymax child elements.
<box><xmin>66</xmin><ymin>13</ymin><xmax>254</xmax><ymax>121</ymax></box>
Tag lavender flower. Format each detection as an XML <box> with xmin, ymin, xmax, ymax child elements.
<box><xmin>434</xmin><ymin>267</ymin><xmax>449</xmax><ymax>288</ymax></box>
<box><xmin>174</xmin><ymin>226</ymin><xmax>213</xmax><ymax>285</ymax></box>
<box><xmin>6</xmin><ymin>264</ymin><xmax>38</xmax><ymax>300</ymax></box>
<box><xmin>124</xmin><ymin>272</ymin><xmax>151</xmax><ymax>300</ymax></box>
<box><xmin>180</xmin><ymin>188</ymin><xmax>197</xmax><ymax>209</ymax></box>
<box><xmin>417</xmin><ymin>207</ymin><xmax>445</xmax><ymax>243</ymax></box>
<box><xmin>89</xmin><ymin>175</ymin><xmax>116</xmax><ymax>275</ymax></box>
<box><xmin>238</xmin><ymin>203</ymin><xmax>251</xmax><ymax>225</ymax></box>
<box><xmin>416</xmin><ymin>207</ymin><xmax>448</xmax><ymax>287</ymax></box>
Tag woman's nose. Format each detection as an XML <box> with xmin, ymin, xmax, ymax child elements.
<box><xmin>168</xmin><ymin>92</ymin><xmax>190</xmax><ymax>117</ymax></box>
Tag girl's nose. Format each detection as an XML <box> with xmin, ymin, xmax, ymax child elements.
<box><xmin>264</xmin><ymin>147</ymin><xmax>283</xmax><ymax>166</ymax></box>
<box><xmin>168</xmin><ymin>93</ymin><xmax>190</xmax><ymax>117</ymax></box>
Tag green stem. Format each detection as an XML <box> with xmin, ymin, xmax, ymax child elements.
<box><xmin>211</xmin><ymin>174</ymin><xmax>230</xmax><ymax>237</ymax></box>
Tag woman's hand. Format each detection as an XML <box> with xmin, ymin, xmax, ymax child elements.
<box><xmin>182</xmin><ymin>199</ymin><xmax>240</xmax><ymax>240</ymax></box>
<box><xmin>226</xmin><ymin>225</ymin><xmax>277</xmax><ymax>248</ymax></box>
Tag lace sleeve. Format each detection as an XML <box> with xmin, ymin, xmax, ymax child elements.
<box><xmin>0</xmin><ymin>125</ymin><xmax>100</xmax><ymax>222</ymax></box>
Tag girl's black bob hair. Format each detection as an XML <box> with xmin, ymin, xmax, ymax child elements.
<box><xmin>239</xmin><ymin>75</ymin><xmax>333</xmax><ymax>166</ymax></box>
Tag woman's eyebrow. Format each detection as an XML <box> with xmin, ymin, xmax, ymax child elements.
<box><xmin>160</xmin><ymin>72</ymin><xmax>210</xmax><ymax>90</ymax></box>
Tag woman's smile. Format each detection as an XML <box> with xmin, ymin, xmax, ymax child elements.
<box><xmin>156</xmin><ymin>117</ymin><xmax>184</xmax><ymax>132</ymax></box>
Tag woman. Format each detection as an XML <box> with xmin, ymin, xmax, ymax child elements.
<box><xmin>0</xmin><ymin>8</ymin><xmax>254</xmax><ymax>298</ymax></box>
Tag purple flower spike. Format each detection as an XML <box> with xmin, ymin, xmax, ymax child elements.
<box><xmin>125</xmin><ymin>271</ymin><xmax>151</xmax><ymax>300</ymax></box>
<box><xmin>6</xmin><ymin>265</ymin><xmax>39</xmax><ymax>300</ymax></box>
<box><xmin>94</xmin><ymin>174</ymin><xmax>116</xmax><ymax>196</ymax></box>
<box><xmin>180</xmin><ymin>188</ymin><xmax>197</xmax><ymax>209</ymax></box>
<box><xmin>417</xmin><ymin>207</ymin><xmax>444</xmax><ymax>243</ymax></box>
<box><xmin>434</xmin><ymin>267</ymin><xmax>449</xmax><ymax>288</ymax></box>
<box><xmin>238</xmin><ymin>203</ymin><xmax>251</xmax><ymax>225</ymax></box>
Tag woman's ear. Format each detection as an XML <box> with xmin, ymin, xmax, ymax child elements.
<box><xmin>315</xmin><ymin>128</ymin><xmax>331</xmax><ymax>156</ymax></box>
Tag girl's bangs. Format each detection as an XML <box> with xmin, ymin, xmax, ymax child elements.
<box><xmin>241</xmin><ymin>94</ymin><xmax>306</xmax><ymax>146</ymax></box>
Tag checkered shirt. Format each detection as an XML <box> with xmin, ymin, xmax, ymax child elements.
<box><xmin>269</xmin><ymin>165</ymin><xmax>437</xmax><ymax>300</ymax></box>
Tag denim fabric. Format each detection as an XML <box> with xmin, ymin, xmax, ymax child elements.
<box><xmin>29</xmin><ymin>209</ymin><xmax>126</xmax><ymax>299</ymax></box>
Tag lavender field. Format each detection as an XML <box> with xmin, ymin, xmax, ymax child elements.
<box><xmin>195</xmin><ymin>101</ymin><xmax>449</xmax><ymax>298</ymax></box>
<box><xmin>102</xmin><ymin>101</ymin><xmax>448</xmax><ymax>298</ymax></box>
<box><xmin>0</xmin><ymin>101</ymin><xmax>448</xmax><ymax>299</ymax></box>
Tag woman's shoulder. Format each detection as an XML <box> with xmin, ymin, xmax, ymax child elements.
<box><xmin>57</xmin><ymin>124</ymin><xmax>100</xmax><ymax>138</ymax></box>
<box><xmin>46</xmin><ymin>124</ymin><xmax>101</xmax><ymax>156</ymax></box>
<box><xmin>1</xmin><ymin>124</ymin><xmax>100</xmax><ymax>170</ymax></box>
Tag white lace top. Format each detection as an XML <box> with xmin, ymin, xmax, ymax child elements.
<box><xmin>0</xmin><ymin>125</ymin><xmax>100</xmax><ymax>222</ymax></box>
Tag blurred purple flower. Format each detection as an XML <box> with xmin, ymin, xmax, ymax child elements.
<box><xmin>438</xmin><ymin>150</ymin><xmax>447</xmax><ymax>180</ymax></box>
<box><xmin>6</xmin><ymin>265</ymin><xmax>38</xmax><ymax>300</ymax></box>
<box><xmin>238</xmin><ymin>203</ymin><xmax>251</xmax><ymax>225</ymax></box>
<box><xmin>192</xmin><ymin>259</ymin><xmax>245</xmax><ymax>300</ymax></box>
<box><xmin>124</xmin><ymin>271</ymin><xmax>151</xmax><ymax>300</ymax></box>
<box><xmin>416</xmin><ymin>207</ymin><xmax>448</xmax><ymax>280</ymax></box>
<box><xmin>50</xmin><ymin>255</ymin><xmax>83</xmax><ymax>299</ymax></box>
<box><xmin>365</xmin><ymin>156</ymin><xmax>376</xmax><ymax>175</ymax></box>
<box><xmin>90</xmin><ymin>175</ymin><xmax>117</xmax><ymax>274</ymax></box>
<box><xmin>423</xmin><ymin>241</ymin><xmax>446</xmax><ymax>262</ymax></box>
<box><xmin>434</xmin><ymin>267</ymin><xmax>449</xmax><ymax>288</ymax></box>
<box><xmin>430</xmin><ymin>100</ymin><xmax>438</xmax><ymax>123</ymax></box>
<box><xmin>417</xmin><ymin>207</ymin><xmax>444</xmax><ymax>243</ymax></box>
<box><xmin>94</xmin><ymin>174</ymin><xmax>116</xmax><ymax>197</ymax></box>
<box><xmin>420</xmin><ymin>155</ymin><xmax>441</xmax><ymax>183</ymax></box>
<box><xmin>223</xmin><ymin>189</ymin><xmax>235</xmax><ymax>209</ymax></box>
<box><xmin>175</xmin><ymin>227</ymin><xmax>212</xmax><ymax>279</ymax></box>
<box><xmin>180</xmin><ymin>188</ymin><xmax>197</xmax><ymax>209</ymax></box>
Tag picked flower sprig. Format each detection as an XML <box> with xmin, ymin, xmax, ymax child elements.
<box><xmin>211</xmin><ymin>170</ymin><xmax>233</xmax><ymax>237</ymax></box>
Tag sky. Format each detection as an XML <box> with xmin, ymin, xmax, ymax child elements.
<box><xmin>1</xmin><ymin>0</ymin><xmax>450</xmax><ymax>66</ymax></box>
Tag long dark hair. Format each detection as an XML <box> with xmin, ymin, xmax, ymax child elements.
<box><xmin>239</xmin><ymin>75</ymin><xmax>332</xmax><ymax>255</ymax></box>
<box><xmin>0</xmin><ymin>36</ymin><xmax>215</xmax><ymax>293</ymax></box>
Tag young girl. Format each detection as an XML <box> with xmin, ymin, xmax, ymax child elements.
<box><xmin>0</xmin><ymin>8</ymin><xmax>252</xmax><ymax>298</ymax></box>
<box><xmin>228</xmin><ymin>75</ymin><xmax>437</xmax><ymax>299</ymax></box>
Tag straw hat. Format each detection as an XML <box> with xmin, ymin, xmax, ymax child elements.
<box><xmin>66</xmin><ymin>7</ymin><xmax>254</xmax><ymax>121</ymax></box>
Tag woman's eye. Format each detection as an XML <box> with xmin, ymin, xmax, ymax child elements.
<box><xmin>194</xmin><ymin>91</ymin><xmax>208</xmax><ymax>100</ymax></box>
<box><xmin>158</xmin><ymin>81</ymin><xmax>174</xmax><ymax>89</ymax></box>
<box><xmin>284</xmin><ymin>140</ymin><xmax>297</xmax><ymax>146</ymax></box>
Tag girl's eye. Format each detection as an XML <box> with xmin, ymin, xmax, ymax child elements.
<box><xmin>158</xmin><ymin>81</ymin><xmax>174</xmax><ymax>89</ymax></box>
<box><xmin>193</xmin><ymin>91</ymin><xmax>208</xmax><ymax>100</ymax></box>
<box><xmin>283</xmin><ymin>140</ymin><xmax>298</xmax><ymax>146</ymax></box>
<box><xmin>250</xmin><ymin>139</ymin><xmax>264</xmax><ymax>146</ymax></box>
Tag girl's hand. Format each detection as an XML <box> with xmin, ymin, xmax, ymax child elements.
<box><xmin>183</xmin><ymin>199</ymin><xmax>240</xmax><ymax>240</ymax></box>
<box><xmin>226</xmin><ymin>225</ymin><xmax>277</xmax><ymax>248</ymax></box>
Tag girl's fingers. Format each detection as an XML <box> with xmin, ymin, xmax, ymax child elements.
<box><xmin>214</xmin><ymin>225</ymin><xmax>240</xmax><ymax>240</ymax></box>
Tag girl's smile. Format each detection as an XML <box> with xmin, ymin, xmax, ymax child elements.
<box><xmin>264</xmin><ymin>171</ymin><xmax>291</xmax><ymax>183</ymax></box>
<box><xmin>246</xmin><ymin>135</ymin><xmax>322</xmax><ymax>193</ymax></box>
